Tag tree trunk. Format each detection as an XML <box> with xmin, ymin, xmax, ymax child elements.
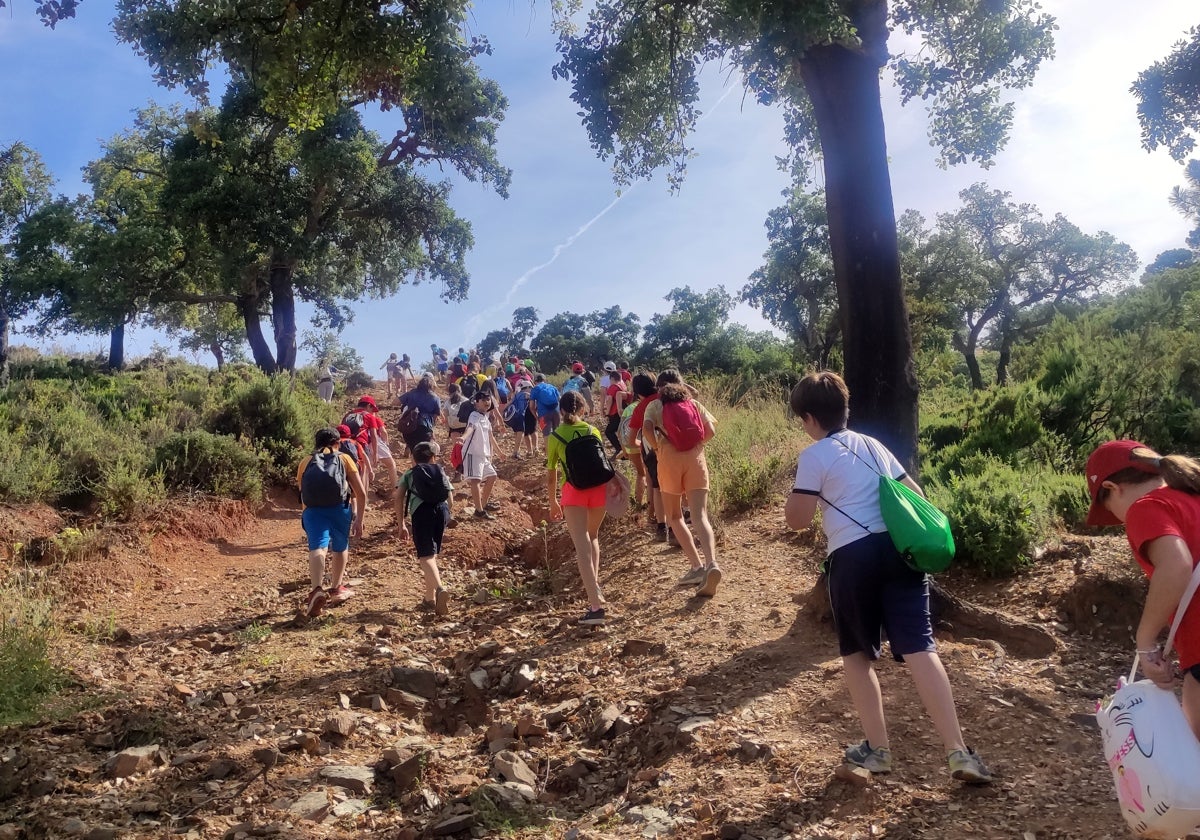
<box><xmin>238</xmin><ymin>292</ymin><xmax>277</xmax><ymax>373</ymax></box>
<box><xmin>107</xmin><ymin>322</ymin><xmax>126</xmax><ymax>371</ymax></box>
<box><xmin>209</xmin><ymin>341</ymin><xmax>226</xmax><ymax>371</ymax></box>
<box><xmin>797</xmin><ymin>4</ymin><xmax>919</xmax><ymax>469</ymax></box>
<box><xmin>269</xmin><ymin>261</ymin><xmax>297</xmax><ymax>372</ymax></box>
<box><xmin>0</xmin><ymin>303</ymin><xmax>9</xmax><ymax>389</ymax></box>
<box><xmin>996</xmin><ymin>338</ymin><xmax>1012</xmax><ymax>386</ymax></box>
<box><xmin>952</xmin><ymin>331</ymin><xmax>985</xmax><ymax>390</ymax></box>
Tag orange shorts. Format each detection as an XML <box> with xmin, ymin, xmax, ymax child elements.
<box><xmin>655</xmin><ymin>444</ymin><xmax>709</xmax><ymax>495</ymax></box>
<box><xmin>560</xmin><ymin>481</ymin><xmax>607</xmax><ymax>508</ymax></box>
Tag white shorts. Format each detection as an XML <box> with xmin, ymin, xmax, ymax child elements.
<box><xmin>375</xmin><ymin>441</ymin><xmax>393</xmax><ymax>461</ymax></box>
<box><xmin>463</xmin><ymin>455</ymin><xmax>497</xmax><ymax>482</ymax></box>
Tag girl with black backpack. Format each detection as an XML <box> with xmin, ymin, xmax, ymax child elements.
<box><xmin>547</xmin><ymin>390</ymin><xmax>613</xmax><ymax>626</ymax></box>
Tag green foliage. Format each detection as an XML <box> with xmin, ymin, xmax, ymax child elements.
<box><xmin>702</xmin><ymin>384</ymin><xmax>806</xmax><ymax>519</ymax></box>
<box><xmin>1133</xmin><ymin>25</ymin><xmax>1200</xmax><ymax>162</ymax></box>
<box><xmin>0</xmin><ymin>355</ymin><xmax>331</xmax><ymax>511</ymax></box>
<box><xmin>209</xmin><ymin>376</ymin><xmax>330</xmax><ymax>472</ymax></box>
<box><xmin>0</xmin><ymin>577</ymin><xmax>65</xmax><ymax>726</ymax></box>
<box><xmin>152</xmin><ymin>431</ymin><xmax>264</xmax><ymax>500</ymax></box>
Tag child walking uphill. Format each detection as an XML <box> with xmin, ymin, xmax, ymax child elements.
<box><xmin>1085</xmin><ymin>440</ymin><xmax>1200</xmax><ymax>738</ymax></box>
<box><xmin>784</xmin><ymin>371</ymin><xmax>991</xmax><ymax>783</ymax></box>
<box><xmin>461</xmin><ymin>392</ymin><xmax>503</xmax><ymax>519</ymax></box>
<box><xmin>641</xmin><ymin>369</ymin><xmax>722</xmax><ymax>596</ymax></box>
<box><xmin>395</xmin><ymin>441</ymin><xmax>453</xmax><ymax>616</ymax></box>
<box><xmin>547</xmin><ymin>390</ymin><xmax>612</xmax><ymax>626</ymax></box>
<box><xmin>297</xmin><ymin>428</ymin><xmax>368</xmax><ymax>617</ymax></box>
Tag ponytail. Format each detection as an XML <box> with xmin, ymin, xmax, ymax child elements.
<box><xmin>1160</xmin><ymin>454</ymin><xmax>1200</xmax><ymax>495</ymax></box>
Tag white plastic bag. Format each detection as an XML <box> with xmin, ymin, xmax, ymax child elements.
<box><xmin>1097</xmin><ymin>559</ymin><xmax>1200</xmax><ymax>838</ymax></box>
<box><xmin>1097</xmin><ymin>675</ymin><xmax>1200</xmax><ymax>838</ymax></box>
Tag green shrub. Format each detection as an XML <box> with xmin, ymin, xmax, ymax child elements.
<box><xmin>932</xmin><ymin>459</ymin><xmax>1070</xmax><ymax>577</ymax></box>
<box><xmin>209</xmin><ymin>376</ymin><xmax>332</xmax><ymax>470</ymax></box>
<box><xmin>152</xmin><ymin>431</ymin><xmax>264</xmax><ymax>500</ymax></box>
<box><xmin>343</xmin><ymin>370</ymin><xmax>375</xmax><ymax>392</ymax></box>
<box><xmin>98</xmin><ymin>460</ymin><xmax>168</xmax><ymax>521</ymax></box>
<box><xmin>0</xmin><ymin>579</ymin><xmax>65</xmax><ymax>725</ymax></box>
<box><xmin>704</xmin><ymin>394</ymin><xmax>804</xmax><ymax>518</ymax></box>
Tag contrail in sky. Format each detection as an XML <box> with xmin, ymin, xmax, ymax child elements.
<box><xmin>462</xmin><ymin>82</ymin><xmax>740</xmax><ymax>345</ymax></box>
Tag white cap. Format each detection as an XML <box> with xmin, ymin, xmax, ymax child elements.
<box><xmin>603</xmin><ymin>361</ymin><xmax>617</xmax><ymax>372</ymax></box>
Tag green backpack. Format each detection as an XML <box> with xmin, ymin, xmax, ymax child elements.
<box><xmin>823</xmin><ymin>435</ymin><xmax>955</xmax><ymax>574</ymax></box>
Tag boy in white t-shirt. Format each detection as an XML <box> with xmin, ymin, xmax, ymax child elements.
<box><xmin>461</xmin><ymin>393</ymin><xmax>503</xmax><ymax>519</ymax></box>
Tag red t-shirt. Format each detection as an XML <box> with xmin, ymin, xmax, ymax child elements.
<box><xmin>605</xmin><ymin>381</ymin><xmax>627</xmax><ymax>416</ymax></box>
<box><xmin>344</xmin><ymin>409</ymin><xmax>384</xmax><ymax>446</ymax></box>
<box><xmin>1125</xmin><ymin>486</ymin><xmax>1200</xmax><ymax>668</ymax></box>
<box><xmin>619</xmin><ymin>369</ymin><xmax>632</xmax><ymax>384</ymax></box>
<box><xmin>629</xmin><ymin>392</ymin><xmax>658</xmax><ymax>435</ymax></box>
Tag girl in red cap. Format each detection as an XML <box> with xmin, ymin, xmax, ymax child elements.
<box><xmin>1086</xmin><ymin>440</ymin><xmax>1200</xmax><ymax>737</ymax></box>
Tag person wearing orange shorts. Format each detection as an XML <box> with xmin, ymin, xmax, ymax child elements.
<box><xmin>642</xmin><ymin>369</ymin><xmax>721</xmax><ymax>597</ymax></box>
<box><xmin>547</xmin><ymin>390</ymin><xmax>610</xmax><ymax>626</ymax></box>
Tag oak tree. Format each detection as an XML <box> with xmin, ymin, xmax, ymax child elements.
<box><xmin>552</xmin><ymin>0</ymin><xmax>1055</xmax><ymax>464</ymax></box>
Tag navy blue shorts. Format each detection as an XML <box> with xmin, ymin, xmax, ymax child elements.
<box><xmin>411</xmin><ymin>501</ymin><xmax>447</xmax><ymax>558</ymax></box>
<box><xmin>826</xmin><ymin>531</ymin><xmax>935</xmax><ymax>662</ymax></box>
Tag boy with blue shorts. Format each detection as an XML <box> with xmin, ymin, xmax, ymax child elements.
<box><xmin>783</xmin><ymin>372</ymin><xmax>991</xmax><ymax>784</ymax></box>
<box><xmin>297</xmin><ymin>428</ymin><xmax>368</xmax><ymax>617</ymax></box>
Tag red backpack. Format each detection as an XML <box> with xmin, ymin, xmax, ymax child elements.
<box><xmin>660</xmin><ymin>399</ymin><xmax>706</xmax><ymax>452</ymax></box>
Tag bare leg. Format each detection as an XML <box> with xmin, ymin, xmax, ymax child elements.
<box><xmin>328</xmin><ymin>549</ymin><xmax>348</xmax><ymax>590</ymax></box>
<box><xmin>905</xmin><ymin>651</ymin><xmax>967</xmax><ymax>752</ymax></box>
<box><xmin>480</xmin><ymin>474</ymin><xmax>497</xmax><ymax>507</ymax></box>
<box><xmin>843</xmin><ymin>652</ymin><xmax>889</xmax><ymax>749</ymax></box>
<box><xmin>418</xmin><ymin>555</ymin><xmax>443</xmax><ymax>603</ymax></box>
<box><xmin>469</xmin><ymin>479</ymin><xmax>483</xmax><ymax>511</ymax></box>
<box><xmin>663</xmin><ymin>492</ymin><xmax>702</xmax><ymax>570</ymax></box>
<box><xmin>684</xmin><ymin>488</ymin><xmax>718</xmax><ymax>567</ymax></box>
<box><xmin>308</xmin><ymin>548</ymin><xmax>328</xmax><ymax>588</ymax></box>
<box><xmin>565</xmin><ymin>505</ymin><xmax>603</xmax><ymax>609</ymax></box>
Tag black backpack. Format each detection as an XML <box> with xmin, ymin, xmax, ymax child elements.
<box><xmin>342</xmin><ymin>410</ymin><xmax>367</xmax><ymax>439</ymax></box>
<box><xmin>338</xmin><ymin>439</ymin><xmax>361</xmax><ymax>465</ymax></box>
<box><xmin>457</xmin><ymin>400</ymin><xmax>475</xmax><ymax>425</ymax></box>
<box><xmin>459</xmin><ymin>374</ymin><xmax>477</xmax><ymax>399</ymax></box>
<box><xmin>301</xmin><ymin>450</ymin><xmax>349</xmax><ymax>507</ymax></box>
<box><xmin>409</xmin><ymin>463</ymin><xmax>450</xmax><ymax>505</ymax></box>
<box><xmin>552</xmin><ymin>427</ymin><xmax>615</xmax><ymax>490</ymax></box>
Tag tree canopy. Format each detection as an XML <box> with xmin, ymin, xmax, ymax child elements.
<box><xmin>1133</xmin><ymin>25</ymin><xmax>1200</xmax><ymax>162</ymax></box>
<box><xmin>551</xmin><ymin>0</ymin><xmax>1056</xmax><ymax>465</ymax></box>
<box><xmin>905</xmin><ymin>184</ymin><xmax>1138</xmax><ymax>390</ymax></box>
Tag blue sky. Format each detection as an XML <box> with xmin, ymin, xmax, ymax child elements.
<box><xmin>1</xmin><ymin>1</ymin><xmax>1196</xmax><ymax>369</ymax></box>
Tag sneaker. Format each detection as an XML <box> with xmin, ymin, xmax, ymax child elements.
<box><xmin>473</xmin><ymin>509</ymin><xmax>496</xmax><ymax>520</ymax></box>
<box><xmin>434</xmin><ymin>587</ymin><xmax>450</xmax><ymax>617</ymax></box>
<box><xmin>326</xmin><ymin>585</ymin><xmax>355</xmax><ymax>606</ymax></box>
<box><xmin>304</xmin><ymin>587</ymin><xmax>328</xmax><ymax>618</ymax></box>
<box><xmin>948</xmin><ymin>748</ymin><xmax>993</xmax><ymax>784</ymax></box>
<box><xmin>697</xmin><ymin>565</ymin><xmax>722</xmax><ymax>597</ymax></box>
<box><xmin>667</xmin><ymin>528</ymin><xmax>680</xmax><ymax>547</ymax></box>
<box><xmin>677</xmin><ymin>566</ymin><xmax>707</xmax><ymax>586</ymax></box>
<box><xmin>577</xmin><ymin>608</ymin><xmax>607</xmax><ymax>626</ymax></box>
<box><xmin>485</xmin><ymin>500</ymin><xmax>501</xmax><ymax>511</ymax></box>
<box><xmin>844</xmin><ymin>740</ymin><xmax>892</xmax><ymax>773</ymax></box>
<box><xmin>657</xmin><ymin>523</ymin><xmax>668</xmax><ymax>542</ymax></box>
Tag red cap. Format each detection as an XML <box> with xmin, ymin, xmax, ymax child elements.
<box><xmin>358</xmin><ymin>395</ymin><xmax>377</xmax><ymax>409</ymax></box>
<box><xmin>1085</xmin><ymin>440</ymin><xmax>1160</xmax><ymax>526</ymax></box>
<box><xmin>336</xmin><ymin>424</ymin><xmax>352</xmax><ymax>437</ymax></box>
<box><xmin>572</xmin><ymin>362</ymin><xmax>584</xmax><ymax>374</ymax></box>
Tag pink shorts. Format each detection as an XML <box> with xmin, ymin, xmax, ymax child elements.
<box><xmin>560</xmin><ymin>481</ymin><xmax>607</xmax><ymax>508</ymax></box>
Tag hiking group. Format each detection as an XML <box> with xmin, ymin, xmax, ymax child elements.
<box><xmin>293</xmin><ymin>351</ymin><xmax>1200</xmax><ymax>793</ymax></box>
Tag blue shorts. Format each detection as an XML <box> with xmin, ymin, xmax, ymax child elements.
<box><xmin>302</xmin><ymin>505</ymin><xmax>353</xmax><ymax>552</ymax></box>
<box><xmin>826</xmin><ymin>532</ymin><xmax>934</xmax><ymax>662</ymax></box>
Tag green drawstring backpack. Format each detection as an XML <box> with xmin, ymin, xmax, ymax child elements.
<box><xmin>821</xmin><ymin>435</ymin><xmax>955</xmax><ymax>574</ymax></box>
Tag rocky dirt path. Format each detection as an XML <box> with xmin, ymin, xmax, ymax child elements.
<box><xmin>0</xmin><ymin>389</ymin><xmax>1152</xmax><ymax>840</ymax></box>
